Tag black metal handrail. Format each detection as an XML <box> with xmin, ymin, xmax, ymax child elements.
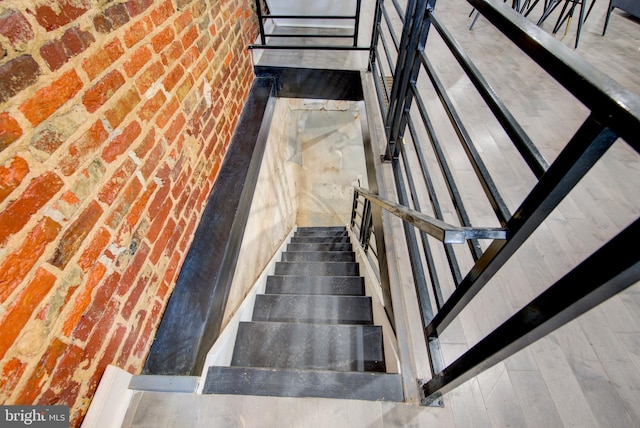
<box><xmin>364</xmin><ymin>0</ymin><xmax>640</xmax><ymax>406</ymax></box>
<box><xmin>249</xmin><ymin>0</ymin><xmax>368</xmax><ymax>50</ymax></box>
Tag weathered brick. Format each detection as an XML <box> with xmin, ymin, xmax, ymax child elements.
<box><xmin>104</xmin><ymin>87</ymin><xmax>141</xmax><ymax>128</ymax></box>
<box><xmin>181</xmin><ymin>25</ymin><xmax>199</xmax><ymax>49</ymax></box>
<box><xmin>132</xmin><ymin>300</ymin><xmax>162</xmax><ymax>357</ymax></box>
<box><xmin>124</xmin><ymin>180</ymin><xmax>157</xmax><ymax>231</ymax></box>
<box><xmin>0</xmin><ymin>156</ymin><xmax>29</xmax><ymax>203</ymax></box>
<box><xmin>158</xmin><ymin>250</ymin><xmax>182</xmax><ymax>299</ymax></box>
<box><xmin>135</xmin><ymin>61</ymin><xmax>164</xmax><ymax>95</ymax></box>
<box><xmin>30</xmin><ymin>0</ymin><xmax>90</xmax><ymax>31</ymax></box>
<box><xmin>82</xmin><ymin>39</ymin><xmax>125</xmax><ymax>81</ymax></box>
<box><xmin>175</xmin><ymin>74</ymin><xmax>194</xmax><ymax>102</ymax></box>
<box><xmin>0</xmin><ymin>172</ymin><xmax>64</xmax><ymax>246</ymax></box>
<box><xmin>146</xmin><ymin>198</ymin><xmax>173</xmax><ymax>243</ymax></box>
<box><xmin>0</xmin><ymin>358</ymin><xmax>26</xmax><ymax>397</ymax></box>
<box><xmin>116</xmin><ymin>241</ymin><xmax>150</xmax><ymax>296</ymax></box>
<box><xmin>155</xmin><ymin>96</ymin><xmax>179</xmax><ymax>129</ymax></box>
<box><xmin>106</xmin><ymin>177</ymin><xmax>143</xmax><ymax>229</ymax></box>
<box><xmin>123</xmin><ymin>46</ymin><xmax>152</xmax><ymax>78</ymax></box>
<box><xmin>83</xmin><ymin>70</ymin><xmax>125</xmax><ymax>113</ymax></box>
<box><xmin>164</xmin><ymin>113</ymin><xmax>186</xmax><ymax>143</ymax></box>
<box><xmin>0</xmin><ymin>10</ymin><xmax>34</xmax><ymax>48</ymax></box>
<box><xmin>160</xmin><ymin>40</ymin><xmax>183</xmax><ymax>66</ymax></box>
<box><xmin>40</xmin><ymin>39</ymin><xmax>69</xmax><ymax>71</ymax></box>
<box><xmin>124</xmin><ymin>17</ymin><xmax>152</xmax><ymax>48</ymax></box>
<box><xmin>122</xmin><ymin>264</ymin><xmax>153</xmax><ymax>319</ymax></box>
<box><xmin>64</xmin><ymin>26</ymin><xmax>94</xmax><ymax>57</ymax></box>
<box><xmin>60</xmin><ymin>121</ymin><xmax>109</xmax><ymax>176</ymax></box>
<box><xmin>14</xmin><ymin>338</ymin><xmax>69</xmax><ymax>404</ymax></box>
<box><xmin>0</xmin><ymin>267</ymin><xmax>56</xmax><ymax>359</ymax></box>
<box><xmin>0</xmin><ymin>112</ymin><xmax>23</xmax><ymax>152</ymax></box>
<box><xmin>125</xmin><ymin>0</ymin><xmax>154</xmax><ymax>17</ymax></box>
<box><xmin>151</xmin><ymin>0</ymin><xmax>175</xmax><ymax>26</ymax></box>
<box><xmin>140</xmin><ymin>138</ymin><xmax>165</xmax><ymax>179</ymax></box>
<box><xmin>86</xmin><ymin>323</ymin><xmax>127</xmax><ymax>393</ymax></box>
<box><xmin>149</xmin><ymin>218</ymin><xmax>177</xmax><ymax>265</ymax></box>
<box><xmin>49</xmin><ymin>200</ymin><xmax>104</xmax><ymax>269</ymax></box>
<box><xmin>163</xmin><ymin>64</ymin><xmax>184</xmax><ymax>92</ymax></box>
<box><xmin>0</xmin><ymin>55</ymin><xmax>41</xmax><ymax>104</ymax></box>
<box><xmin>71</xmin><ymin>272</ymin><xmax>120</xmax><ymax>341</ymax></box>
<box><xmin>116</xmin><ymin>309</ymin><xmax>146</xmax><ymax>367</ymax></box>
<box><xmin>134</xmin><ymin>127</ymin><xmax>156</xmax><ymax>159</ymax></box>
<box><xmin>102</xmin><ymin>121</ymin><xmax>142</xmax><ymax>163</ymax></box>
<box><xmin>93</xmin><ymin>3</ymin><xmax>130</xmax><ymax>33</ymax></box>
<box><xmin>19</xmin><ymin>70</ymin><xmax>83</xmax><ymax>126</ymax></box>
<box><xmin>62</xmin><ymin>262</ymin><xmax>107</xmax><ymax>336</ymax></box>
<box><xmin>98</xmin><ymin>159</ymin><xmax>136</xmax><ymax>205</ymax></box>
<box><xmin>151</xmin><ymin>25</ymin><xmax>174</xmax><ymax>53</ymax></box>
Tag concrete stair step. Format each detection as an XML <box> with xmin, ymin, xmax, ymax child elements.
<box><xmin>265</xmin><ymin>275</ymin><xmax>365</xmax><ymax>296</ymax></box>
<box><xmin>231</xmin><ymin>322</ymin><xmax>386</xmax><ymax>372</ymax></box>
<box><xmin>295</xmin><ymin>230</ymin><xmax>349</xmax><ymax>238</ymax></box>
<box><xmin>274</xmin><ymin>261</ymin><xmax>359</xmax><ymax>276</ymax></box>
<box><xmin>290</xmin><ymin>236</ymin><xmax>351</xmax><ymax>244</ymax></box>
<box><xmin>296</xmin><ymin>226</ymin><xmax>346</xmax><ymax>234</ymax></box>
<box><xmin>253</xmin><ymin>294</ymin><xmax>373</xmax><ymax>324</ymax></box>
<box><xmin>203</xmin><ymin>366</ymin><xmax>403</xmax><ymax>401</ymax></box>
<box><xmin>281</xmin><ymin>251</ymin><xmax>355</xmax><ymax>262</ymax></box>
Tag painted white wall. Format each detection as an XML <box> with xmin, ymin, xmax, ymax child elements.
<box><xmin>266</xmin><ymin>0</ymin><xmax>357</xmax><ymax>28</ymax></box>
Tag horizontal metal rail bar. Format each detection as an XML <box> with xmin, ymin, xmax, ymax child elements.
<box><xmin>263</xmin><ymin>14</ymin><xmax>358</xmax><ymax>19</ymax></box>
<box><xmin>468</xmin><ymin>0</ymin><xmax>640</xmax><ymax>151</ymax></box>
<box><xmin>248</xmin><ymin>45</ymin><xmax>371</xmax><ymax>50</ymax></box>
<box><xmin>262</xmin><ymin>33</ymin><xmax>355</xmax><ymax>38</ymax></box>
<box><xmin>420</xmin><ymin>216</ymin><xmax>640</xmax><ymax>404</ymax></box>
<box><xmin>428</xmin><ymin>10</ymin><xmax>549</xmax><ymax>179</ymax></box>
<box><xmin>355</xmin><ymin>187</ymin><xmax>507</xmax><ymax>243</ymax></box>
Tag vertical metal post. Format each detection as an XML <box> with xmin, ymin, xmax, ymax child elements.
<box><xmin>254</xmin><ymin>0</ymin><xmax>266</xmax><ymax>45</ymax></box>
<box><xmin>368</xmin><ymin>0</ymin><xmax>384</xmax><ymax>72</ymax></box>
<box><xmin>354</xmin><ymin>0</ymin><xmax>363</xmax><ymax>47</ymax></box>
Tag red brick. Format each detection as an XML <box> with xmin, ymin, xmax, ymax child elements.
<box><xmin>19</xmin><ymin>69</ymin><xmax>83</xmax><ymax>126</ymax></box>
<box><xmin>175</xmin><ymin>74</ymin><xmax>194</xmax><ymax>102</ymax></box>
<box><xmin>124</xmin><ymin>17</ymin><xmax>152</xmax><ymax>48</ymax></box>
<box><xmin>83</xmin><ymin>70</ymin><xmax>125</xmax><ymax>113</ymax></box>
<box><xmin>161</xmin><ymin>40</ymin><xmax>184</xmax><ymax>67</ymax></box>
<box><xmin>0</xmin><ymin>267</ymin><xmax>56</xmax><ymax>359</ymax></box>
<box><xmin>163</xmin><ymin>64</ymin><xmax>184</xmax><ymax>92</ymax></box>
<box><xmin>181</xmin><ymin>25</ymin><xmax>198</xmax><ymax>49</ymax></box>
<box><xmin>138</xmin><ymin>91</ymin><xmax>166</xmax><ymax>123</ymax></box>
<box><xmin>116</xmin><ymin>309</ymin><xmax>147</xmax><ymax>367</ymax></box>
<box><xmin>102</xmin><ymin>121</ymin><xmax>142</xmax><ymax>163</ymax></box>
<box><xmin>165</xmin><ymin>113</ymin><xmax>186</xmax><ymax>143</ymax></box>
<box><xmin>180</xmin><ymin>212</ymin><xmax>197</xmax><ymax>252</ymax></box>
<box><xmin>173</xmin><ymin>182</ymin><xmax>191</xmax><ymax>218</ymax></box>
<box><xmin>151</xmin><ymin>0</ymin><xmax>175</xmax><ymax>26</ymax></box>
<box><xmin>140</xmin><ymin>138</ymin><xmax>165</xmax><ymax>179</ymax></box>
<box><xmin>14</xmin><ymin>338</ymin><xmax>69</xmax><ymax>404</ymax></box>
<box><xmin>149</xmin><ymin>218</ymin><xmax>176</xmax><ymax>264</ymax></box>
<box><xmin>62</xmin><ymin>26</ymin><xmax>95</xmax><ymax>57</ymax></box>
<box><xmin>0</xmin><ymin>10</ymin><xmax>34</xmax><ymax>48</ymax></box>
<box><xmin>71</xmin><ymin>272</ymin><xmax>120</xmax><ymax>341</ymax></box>
<box><xmin>0</xmin><ymin>172</ymin><xmax>63</xmax><ymax>246</ymax></box>
<box><xmin>0</xmin><ymin>112</ymin><xmax>23</xmax><ymax>151</ymax></box>
<box><xmin>116</xmin><ymin>242</ymin><xmax>150</xmax><ymax>296</ymax></box>
<box><xmin>125</xmin><ymin>180</ymin><xmax>158</xmax><ymax>229</ymax></box>
<box><xmin>40</xmin><ymin>39</ymin><xmax>69</xmax><ymax>71</ymax></box>
<box><xmin>78</xmin><ymin>227</ymin><xmax>111</xmax><ymax>272</ymax></box>
<box><xmin>105</xmin><ymin>87</ymin><xmax>142</xmax><ymax>128</ymax></box>
<box><xmin>192</xmin><ymin>55</ymin><xmax>208</xmax><ymax>81</ymax></box>
<box><xmin>61</xmin><ymin>120</ymin><xmax>109</xmax><ymax>176</ymax></box>
<box><xmin>93</xmin><ymin>3</ymin><xmax>130</xmax><ymax>33</ymax></box>
<box><xmin>155</xmin><ymin>96</ymin><xmax>179</xmax><ymax>129</ymax></box>
<box><xmin>123</xmin><ymin>46</ymin><xmax>152</xmax><ymax>77</ymax></box>
<box><xmin>146</xmin><ymin>197</ymin><xmax>173</xmax><ymax>243</ymax></box>
<box><xmin>49</xmin><ymin>200</ymin><xmax>104</xmax><ymax>269</ymax></box>
<box><xmin>158</xmin><ymin>251</ymin><xmax>182</xmax><ymax>299</ymax></box>
<box><xmin>151</xmin><ymin>25</ymin><xmax>174</xmax><ymax>53</ymax></box>
<box><xmin>134</xmin><ymin>127</ymin><xmax>156</xmax><ymax>159</ymax></box>
<box><xmin>133</xmin><ymin>300</ymin><xmax>162</xmax><ymax>358</ymax></box>
<box><xmin>125</xmin><ymin>0</ymin><xmax>154</xmax><ymax>17</ymax></box>
<box><xmin>180</xmin><ymin>45</ymin><xmax>199</xmax><ymax>69</ymax></box>
<box><xmin>86</xmin><ymin>324</ymin><xmax>127</xmax><ymax>394</ymax></box>
<box><xmin>122</xmin><ymin>264</ymin><xmax>153</xmax><ymax>319</ymax></box>
<box><xmin>174</xmin><ymin>11</ymin><xmax>193</xmax><ymax>34</ymax></box>
<box><xmin>106</xmin><ymin>178</ymin><xmax>143</xmax><ymax>229</ymax></box>
<box><xmin>82</xmin><ymin>39</ymin><xmax>125</xmax><ymax>81</ymax></box>
<box><xmin>98</xmin><ymin>159</ymin><xmax>136</xmax><ymax>205</ymax></box>
<box><xmin>30</xmin><ymin>0</ymin><xmax>89</xmax><ymax>31</ymax></box>
<box><xmin>0</xmin><ymin>156</ymin><xmax>29</xmax><ymax>203</ymax></box>
<box><xmin>135</xmin><ymin>61</ymin><xmax>164</xmax><ymax>95</ymax></box>
<box><xmin>62</xmin><ymin>262</ymin><xmax>107</xmax><ymax>336</ymax></box>
<box><xmin>0</xmin><ymin>358</ymin><xmax>26</xmax><ymax>397</ymax></box>
<box><xmin>81</xmin><ymin>298</ymin><xmax>120</xmax><ymax>367</ymax></box>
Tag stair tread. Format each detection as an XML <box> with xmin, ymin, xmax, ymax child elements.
<box><xmin>282</xmin><ymin>251</ymin><xmax>355</xmax><ymax>262</ymax></box>
<box><xmin>253</xmin><ymin>294</ymin><xmax>373</xmax><ymax>324</ymax></box>
<box><xmin>203</xmin><ymin>366</ymin><xmax>403</xmax><ymax>401</ymax></box>
<box><xmin>287</xmin><ymin>243</ymin><xmax>353</xmax><ymax>252</ymax></box>
<box><xmin>266</xmin><ymin>275</ymin><xmax>365</xmax><ymax>295</ymax></box>
<box><xmin>275</xmin><ymin>261</ymin><xmax>359</xmax><ymax>276</ymax></box>
<box><xmin>291</xmin><ymin>236</ymin><xmax>351</xmax><ymax>244</ymax></box>
<box><xmin>232</xmin><ymin>322</ymin><xmax>385</xmax><ymax>372</ymax></box>
<box><xmin>297</xmin><ymin>226</ymin><xmax>346</xmax><ymax>232</ymax></box>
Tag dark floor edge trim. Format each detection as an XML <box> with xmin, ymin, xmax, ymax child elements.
<box><xmin>142</xmin><ymin>77</ymin><xmax>277</xmax><ymax>376</ymax></box>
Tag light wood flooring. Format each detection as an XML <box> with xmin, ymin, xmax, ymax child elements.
<box><xmin>123</xmin><ymin>0</ymin><xmax>640</xmax><ymax>426</ymax></box>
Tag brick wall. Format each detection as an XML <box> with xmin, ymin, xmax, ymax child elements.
<box><xmin>0</xmin><ymin>0</ymin><xmax>257</xmax><ymax>425</ymax></box>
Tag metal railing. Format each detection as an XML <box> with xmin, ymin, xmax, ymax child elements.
<box><xmin>361</xmin><ymin>0</ymin><xmax>640</xmax><ymax>406</ymax></box>
<box><xmin>249</xmin><ymin>0</ymin><xmax>370</xmax><ymax>51</ymax></box>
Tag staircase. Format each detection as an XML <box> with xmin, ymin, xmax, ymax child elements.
<box><xmin>202</xmin><ymin>226</ymin><xmax>403</xmax><ymax>401</ymax></box>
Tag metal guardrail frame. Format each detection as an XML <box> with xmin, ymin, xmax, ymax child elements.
<box><xmin>363</xmin><ymin>0</ymin><xmax>640</xmax><ymax>406</ymax></box>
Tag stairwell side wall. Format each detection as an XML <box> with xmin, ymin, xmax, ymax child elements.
<box><xmin>0</xmin><ymin>0</ymin><xmax>257</xmax><ymax>425</ymax></box>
